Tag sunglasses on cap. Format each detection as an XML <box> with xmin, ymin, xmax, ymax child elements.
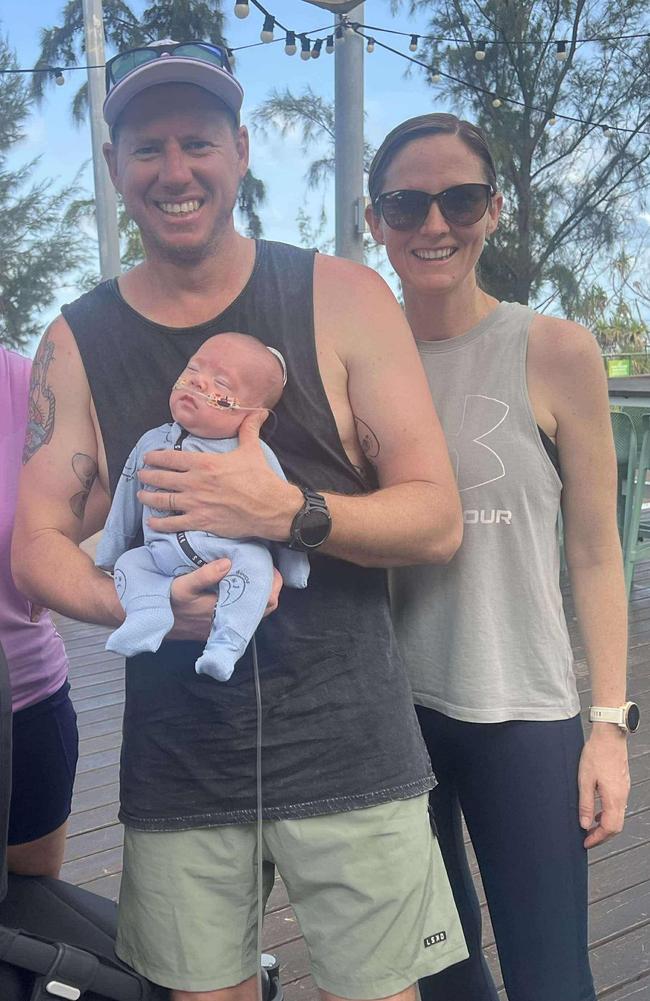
<box><xmin>373</xmin><ymin>183</ymin><xmax>495</xmax><ymax>231</ymax></box>
<box><xmin>105</xmin><ymin>41</ymin><xmax>233</xmax><ymax>92</ymax></box>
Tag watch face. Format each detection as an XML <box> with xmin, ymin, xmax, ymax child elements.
<box><xmin>301</xmin><ymin>509</ymin><xmax>331</xmax><ymax>547</ymax></box>
<box><xmin>626</xmin><ymin>703</ymin><xmax>641</xmax><ymax>733</ymax></box>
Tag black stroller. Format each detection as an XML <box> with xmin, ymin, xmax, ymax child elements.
<box><xmin>0</xmin><ymin>640</ymin><xmax>282</xmax><ymax>1000</ymax></box>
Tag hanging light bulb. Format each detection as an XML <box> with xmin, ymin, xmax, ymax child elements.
<box><xmin>234</xmin><ymin>0</ymin><xmax>249</xmax><ymax>18</ymax></box>
<box><xmin>409</xmin><ymin>34</ymin><xmax>418</xmax><ymax>52</ymax></box>
<box><xmin>260</xmin><ymin>15</ymin><xmax>275</xmax><ymax>43</ymax></box>
<box><xmin>602</xmin><ymin>125</ymin><xmax>614</xmax><ymax>137</ymax></box>
<box><xmin>325</xmin><ymin>35</ymin><xmax>335</xmax><ymax>54</ymax></box>
<box><xmin>555</xmin><ymin>40</ymin><xmax>568</xmax><ymax>61</ymax></box>
<box><xmin>491</xmin><ymin>95</ymin><xmax>502</xmax><ymax>108</ymax></box>
<box><xmin>430</xmin><ymin>65</ymin><xmax>441</xmax><ymax>84</ymax></box>
<box><xmin>475</xmin><ymin>40</ymin><xmax>487</xmax><ymax>61</ymax></box>
<box><xmin>285</xmin><ymin>31</ymin><xmax>297</xmax><ymax>55</ymax></box>
<box><xmin>547</xmin><ymin>113</ymin><xmax>557</xmax><ymax>126</ymax></box>
<box><xmin>367</xmin><ymin>38</ymin><xmax>375</xmax><ymax>54</ymax></box>
<box><xmin>300</xmin><ymin>35</ymin><xmax>311</xmax><ymax>60</ymax></box>
<box><xmin>53</xmin><ymin>67</ymin><xmax>65</xmax><ymax>86</ymax></box>
<box><xmin>312</xmin><ymin>38</ymin><xmax>323</xmax><ymax>58</ymax></box>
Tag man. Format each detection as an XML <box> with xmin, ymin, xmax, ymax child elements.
<box><xmin>13</xmin><ymin>41</ymin><xmax>466</xmax><ymax>1001</ymax></box>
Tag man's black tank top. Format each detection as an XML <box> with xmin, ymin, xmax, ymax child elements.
<box><xmin>62</xmin><ymin>240</ymin><xmax>434</xmax><ymax>829</ymax></box>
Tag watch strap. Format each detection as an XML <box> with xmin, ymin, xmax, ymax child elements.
<box><xmin>288</xmin><ymin>488</ymin><xmax>331</xmax><ymax>551</ymax></box>
<box><xmin>589</xmin><ymin>706</ymin><xmax>626</xmax><ymax>727</ymax></box>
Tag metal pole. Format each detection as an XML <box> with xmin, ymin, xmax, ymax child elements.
<box><xmin>334</xmin><ymin>3</ymin><xmax>365</xmax><ymax>262</ymax></box>
<box><xmin>82</xmin><ymin>0</ymin><xmax>121</xmax><ymax>279</ymax></box>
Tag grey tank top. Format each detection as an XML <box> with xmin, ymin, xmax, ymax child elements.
<box><xmin>62</xmin><ymin>240</ymin><xmax>433</xmax><ymax>830</ymax></box>
<box><xmin>390</xmin><ymin>302</ymin><xmax>579</xmax><ymax>722</ymax></box>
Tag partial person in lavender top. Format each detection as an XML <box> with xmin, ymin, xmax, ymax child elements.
<box><xmin>96</xmin><ymin>332</ymin><xmax>309</xmax><ymax>681</ymax></box>
<box><xmin>0</xmin><ymin>345</ymin><xmax>77</xmax><ymax>877</ymax></box>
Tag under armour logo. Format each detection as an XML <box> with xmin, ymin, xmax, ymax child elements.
<box><xmin>424</xmin><ymin>931</ymin><xmax>447</xmax><ymax>947</ymax></box>
<box><xmin>447</xmin><ymin>395</ymin><xmax>510</xmax><ymax>493</ymax></box>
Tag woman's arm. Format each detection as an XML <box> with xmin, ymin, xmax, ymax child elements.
<box><xmin>530</xmin><ymin>315</ymin><xmax>629</xmax><ymax>849</ymax></box>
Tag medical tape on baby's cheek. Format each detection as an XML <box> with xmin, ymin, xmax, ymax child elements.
<box><xmin>173</xmin><ymin>377</ymin><xmax>238</xmax><ymax>409</ymax></box>
<box><xmin>173</xmin><ymin>377</ymin><xmax>270</xmax><ymax>414</ymax></box>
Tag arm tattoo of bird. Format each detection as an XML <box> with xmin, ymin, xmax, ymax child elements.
<box><xmin>69</xmin><ymin>453</ymin><xmax>99</xmax><ymax>520</ymax></box>
<box><xmin>354</xmin><ymin>415</ymin><xmax>380</xmax><ymax>464</ymax></box>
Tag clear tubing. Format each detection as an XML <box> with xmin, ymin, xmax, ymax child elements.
<box><xmin>173</xmin><ymin>378</ymin><xmax>268</xmax><ymax>412</ymax></box>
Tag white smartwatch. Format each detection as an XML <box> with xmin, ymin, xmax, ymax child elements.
<box><xmin>588</xmin><ymin>701</ymin><xmax>640</xmax><ymax>733</ymax></box>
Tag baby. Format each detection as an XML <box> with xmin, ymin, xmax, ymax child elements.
<box><xmin>95</xmin><ymin>332</ymin><xmax>309</xmax><ymax>682</ymax></box>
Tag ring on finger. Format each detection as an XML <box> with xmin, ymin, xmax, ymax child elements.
<box><xmin>168</xmin><ymin>493</ymin><xmax>177</xmax><ymax>514</ymax></box>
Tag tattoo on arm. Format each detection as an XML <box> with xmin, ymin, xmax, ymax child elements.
<box><xmin>69</xmin><ymin>453</ymin><xmax>98</xmax><ymax>520</ymax></box>
<box><xmin>22</xmin><ymin>331</ymin><xmax>56</xmax><ymax>464</ymax></box>
<box><xmin>354</xmin><ymin>416</ymin><xmax>380</xmax><ymax>464</ymax></box>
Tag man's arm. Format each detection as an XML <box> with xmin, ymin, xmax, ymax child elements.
<box><xmin>12</xmin><ymin>317</ymin><xmax>122</xmax><ymax>626</ymax></box>
<box><xmin>313</xmin><ymin>255</ymin><xmax>462</xmax><ymax>565</ymax></box>
<box><xmin>138</xmin><ymin>257</ymin><xmax>462</xmax><ymax>567</ymax></box>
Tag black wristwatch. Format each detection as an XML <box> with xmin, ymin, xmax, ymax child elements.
<box><xmin>288</xmin><ymin>488</ymin><xmax>332</xmax><ymax>551</ymax></box>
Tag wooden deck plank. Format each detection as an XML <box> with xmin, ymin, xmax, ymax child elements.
<box><xmin>77</xmin><ymin>717</ymin><xmax>123</xmax><ymax>740</ymax></box>
<box><xmin>60</xmin><ymin>845</ymin><xmax>123</xmax><ymax>885</ymax></box>
<box><xmin>70</xmin><ymin>782</ymin><xmax>120</xmax><ymax>814</ymax></box>
<box><xmin>72</xmin><ymin>762</ymin><xmax>120</xmax><ymax>793</ymax></box>
<box><xmin>602</xmin><ymin>975</ymin><xmax>650</xmax><ymax>1000</ymax></box>
<box><xmin>52</xmin><ymin>561</ymin><xmax>650</xmax><ymax>999</ymax></box>
<box><xmin>67</xmin><ymin>802</ymin><xmax>120</xmax><ymax>837</ymax></box>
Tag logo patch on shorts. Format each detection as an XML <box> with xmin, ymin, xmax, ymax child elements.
<box><xmin>424</xmin><ymin>931</ymin><xmax>447</xmax><ymax>948</ymax></box>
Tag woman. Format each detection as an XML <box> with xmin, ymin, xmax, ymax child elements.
<box><xmin>1</xmin><ymin>345</ymin><xmax>79</xmax><ymax>877</ymax></box>
<box><xmin>366</xmin><ymin>114</ymin><xmax>632</xmax><ymax>1001</ymax></box>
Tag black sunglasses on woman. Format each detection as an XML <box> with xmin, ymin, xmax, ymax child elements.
<box><xmin>373</xmin><ymin>182</ymin><xmax>495</xmax><ymax>231</ymax></box>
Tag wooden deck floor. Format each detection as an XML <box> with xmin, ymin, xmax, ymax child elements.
<box><xmin>58</xmin><ymin>564</ymin><xmax>650</xmax><ymax>1000</ymax></box>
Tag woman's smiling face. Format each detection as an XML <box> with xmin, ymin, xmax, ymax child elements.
<box><xmin>367</xmin><ymin>132</ymin><xmax>502</xmax><ymax>298</ymax></box>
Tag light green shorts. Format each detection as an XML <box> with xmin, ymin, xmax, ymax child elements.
<box><xmin>116</xmin><ymin>794</ymin><xmax>468</xmax><ymax>997</ymax></box>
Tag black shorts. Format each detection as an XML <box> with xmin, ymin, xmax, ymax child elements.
<box><xmin>8</xmin><ymin>681</ymin><xmax>79</xmax><ymax>846</ymax></box>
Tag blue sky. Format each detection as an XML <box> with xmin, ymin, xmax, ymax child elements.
<box><xmin>6</xmin><ymin>0</ymin><xmax>449</xmax><ymax>344</ymax></box>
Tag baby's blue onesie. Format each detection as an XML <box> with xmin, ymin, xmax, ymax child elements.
<box><xmin>95</xmin><ymin>422</ymin><xmax>310</xmax><ymax>681</ymax></box>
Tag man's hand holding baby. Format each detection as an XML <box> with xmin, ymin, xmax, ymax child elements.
<box><xmin>168</xmin><ymin>559</ymin><xmax>283</xmax><ymax>641</ymax></box>
<box><xmin>138</xmin><ymin>410</ymin><xmax>303</xmax><ymax>543</ymax></box>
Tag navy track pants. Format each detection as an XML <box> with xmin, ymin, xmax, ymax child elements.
<box><xmin>416</xmin><ymin>707</ymin><xmax>596</xmax><ymax>1001</ymax></box>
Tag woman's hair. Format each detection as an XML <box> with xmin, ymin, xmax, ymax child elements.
<box><xmin>367</xmin><ymin>113</ymin><xmax>498</xmax><ymax>204</ymax></box>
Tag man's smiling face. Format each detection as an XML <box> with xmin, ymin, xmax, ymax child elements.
<box><xmin>104</xmin><ymin>83</ymin><xmax>249</xmax><ymax>264</ymax></box>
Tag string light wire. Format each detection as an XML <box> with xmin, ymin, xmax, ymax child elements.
<box><xmin>356</xmin><ymin>21</ymin><xmax>650</xmax><ymax>47</ymax></box>
<box><xmin>350</xmin><ymin>23</ymin><xmax>650</xmax><ymax>137</ymax></box>
<box><xmin>2</xmin><ymin>9</ymin><xmax>648</xmax><ymax>137</ymax></box>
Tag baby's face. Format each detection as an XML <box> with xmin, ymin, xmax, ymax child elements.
<box><xmin>170</xmin><ymin>337</ymin><xmax>267</xmax><ymax>438</ymax></box>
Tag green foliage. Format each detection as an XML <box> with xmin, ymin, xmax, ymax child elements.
<box><xmin>252</xmin><ymin>85</ymin><xmax>376</xmax><ymax>192</ymax></box>
<box><xmin>566</xmin><ymin>251</ymin><xmax>649</xmax><ymax>359</ymax></box>
<box><xmin>31</xmin><ymin>0</ymin><xmax>227</xmax><ymax>117</ymax></box>
<box><xmin>31</xmin><ymin>1</ymin><xmax>265</xmax><ymax>243</ymax></box>
<box><xmin>296</xmin><ymin>204</ymin><xmax>332</xmax><ymax>250</ymax></box>
<box><xmin>252</xmin><ymin>85</ymin><xmax>379</xmax><ymax>254</ymax></box>
<box><xmin>237</xmin><ymin>169</ymin><xmax>266</xmax><ymax>239</ymax></box>
<box><xmin>0</xmin><ymin>32</ymin><xmax>88</xmax><ymax>349</ymax></box>
<box><xmin>398</xmin><ymin>0</ymin><xmax>650</xmax><ymax>308</ymax></box>
<box><xmin>67</xmin><ymin>192</ymin><xmax>145</xmax><ymax>287</ymax></box>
